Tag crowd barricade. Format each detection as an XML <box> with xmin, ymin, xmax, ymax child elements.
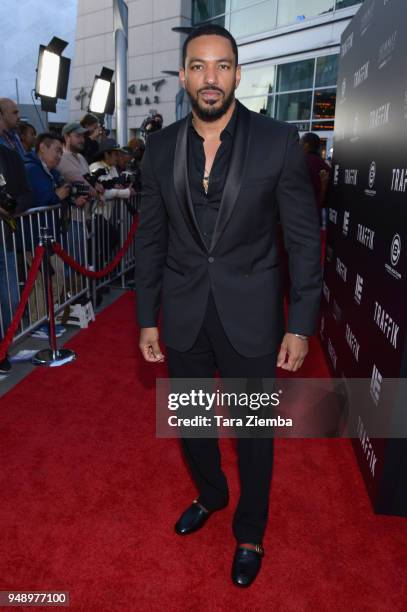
<box><xmin>0</xmin><ymin>196</ymin><xmax>138</xmax><ymax>354</ymax></box>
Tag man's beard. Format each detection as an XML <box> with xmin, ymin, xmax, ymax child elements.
<box><xmin>186</xmin><ymin>85</ymin><xmax>235</xmax><ymax>122</ymax></box>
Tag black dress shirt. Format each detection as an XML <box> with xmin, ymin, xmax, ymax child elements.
<box><xmin>187</xmin><ymin>103</ymin><xmax>237</xmax><ymax>248</ymax></box>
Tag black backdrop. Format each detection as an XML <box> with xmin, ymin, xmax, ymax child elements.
<box><xmin>320</xmin><ymin>0</ymin><xmax>407</xmax><ymax>516</ymax></box>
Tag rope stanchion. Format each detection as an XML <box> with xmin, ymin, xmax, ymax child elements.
<box><xmin>52</xmin><ymin>216</ymin><xmax>138</xmax><ymax>279</ymax></box>
<box><xmin>32</xmin><ymin>229</ymin><xmax>77</xmax><ymax>367</ymax></box>
<box><xmin>0</xmin><ymin>245</ymin><xmax>45</xmax><ymax>362</ymax></box>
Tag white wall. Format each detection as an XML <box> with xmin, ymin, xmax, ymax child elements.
<box><xmin>70</xmin><ymin>0</ymin><xmax>192</xmax><ymax>132</ymax></box>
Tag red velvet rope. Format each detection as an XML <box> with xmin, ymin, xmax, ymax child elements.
<box><xmin>0</xmin><ymin>245</ymin><xmax>45</xmax><ymax>362</ymax></box>
<box><xmin>52</xmin><ymin>216</ymin><xmax>138</xmax><ymax>279</ymax></box>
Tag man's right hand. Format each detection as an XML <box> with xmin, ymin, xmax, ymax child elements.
<box><xmin>139</xmin><ymin>327</ymin><xmax>165</xmax><ymax>363</ymax></box>
<box><xmin>55</xmin><ymin>184</ymin><xmax>71</xmax><ymax>200</ymax></box>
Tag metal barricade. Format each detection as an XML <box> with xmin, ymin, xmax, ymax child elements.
<box><xmin>0</xmin><ymin>196</ymin><xmax>138</xmax><ymax>350</ymax></box>
<box><xmin>89</xmin><ymin>196</ymin><xmax>137</xmax><ymax>304</ymax></box>
<box><xmin>0</xmin><ymin>204</ymin><xmax>88</xmax><ymax>344</ymax></box>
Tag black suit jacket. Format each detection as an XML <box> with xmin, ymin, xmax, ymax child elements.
<box><xmin>134</xmin><ymin>101</ymin><xmax>322</xmax><ymax>357</ymax></box>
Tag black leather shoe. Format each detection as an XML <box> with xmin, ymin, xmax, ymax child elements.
<box><xmin>175</xmin><ymin>500</ymin><xmax>221</xmax><ymax>535</ymax></box>
<box><xmin>0</xmin><ymin>356</ymin><xmax>11</xmax><ymax>375</ymax></box>
<box><xmin>232</xmin><ymin>544</ymin><xmax>264</xmax><ymax>588</ymax></box>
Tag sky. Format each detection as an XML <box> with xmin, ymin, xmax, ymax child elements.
<box><xmin>0</xmin><ymin>0</ymin><xmax>78</xmax><ymax>121</ymax></box>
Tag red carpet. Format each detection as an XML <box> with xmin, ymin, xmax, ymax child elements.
<box><xmin>1</xmin><ymin>292</ymin><xmax>406</xmax><ymax>611</ymax></box>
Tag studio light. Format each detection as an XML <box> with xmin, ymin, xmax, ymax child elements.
<box><xmin>35</xmin><ymin>37</ymin><xmax>71</xmax><ymax>113</ymax></box>
<box><xmin>89</xmin><ymin>67</ymin><xmax>115</xmax><ymax>116</ymax></box>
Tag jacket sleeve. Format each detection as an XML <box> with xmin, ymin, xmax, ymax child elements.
<box><xmin>26</xmin><ymin>164</ymin><xmax>61</xmax><ymax>209</ymax></box>
<box><xmin>276</xmin><ymin>126</ymin><xmax>322</xmax><ymax>336</ymax></box>
<box><xmin>134</xmin><ymin>137</ymin><xmax>168</xmax><ymax>327</ymax></box>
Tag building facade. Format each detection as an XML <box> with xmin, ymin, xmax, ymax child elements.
<box><xmin>70</xmin><ymin>0</ymin><xmax>364</xmax><ymax>149</ymax></box>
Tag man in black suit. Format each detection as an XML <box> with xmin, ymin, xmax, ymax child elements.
<box><xmin>135</xmin><ymin>24</ymin><xmax>321</xmax><ymax>587</ymax></box>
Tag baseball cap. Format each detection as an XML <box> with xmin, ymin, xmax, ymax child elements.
<box><xmin>62</xmin><ymin>122</ymin><xmax>88</xmax><ymax>136</ymax></box>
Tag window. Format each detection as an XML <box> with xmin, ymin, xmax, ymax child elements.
<box><xmin>237</xmin><ymin>65</ymin><xmax>276</xmax><ymax>98</ymax></box>
<box><xmin>230</xmin><ymin>1</ymin><xmax>277</xmax><ymax>38</ymax></box>
<box><xmin>275</xmin><ymin>91</ymin><xmax>313</xmax><ymax>121</ymax></box>
<box><xmin>238</xmin><ymin>54</ymin><xmax>338</xmax><ymax>131</ymax></box>
<box><xmin>240</xmin><ymin>96</ymin><xmax>273</xmax><ymax>115</ymax></box>
<box><xmin>315</xmin><ymin>55</ymin><xmax>338</xmax><ymax>87</ymax></box>
<box><xmin>276</xmin><ymin>59</ymin><xmax>314</xmax><ymax>92</ymax></box>
<box><xmin>313</xmin><ymin>88</ymin><xmax>336</xmax><ymax>119</ymax></box>
<box><xmin>335</xmin><ymin>0</ymin><xmax>363</xmax><ymax>9</ymax></box>
<box><xmin>192</xmin><ymin>0</ymin><xmax>226</xmax><ymax>24</ymax></box>
<box><xmin>276</xmin><ymin>0</ymin><xmax>334</xmax><ymax>27</ymax></box>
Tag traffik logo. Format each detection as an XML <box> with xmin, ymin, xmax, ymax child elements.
<box><xmin>354</xmin><ymin>61</ymin><xmax>369</xmax><ymax>88</ymax></box>
<box><xmin>340</xmin><ymin>78</ymin><xmax>347</xmax><ymax>103</ymax></box>
<box><xmin>345</xmin><ymin>323</ymin><xmax>360</xmax><ymax>362</ymax></box>
<box><xmin>323</xmin><ymin>281</ymin><xmax>330</xmax><ymax>303</ymax></box>
<box><xmin>344</xmin><ymin>169</ymin><xmax>358</xmax><ymax>185</ymax></box>
<box><xmin>361</xmin><ymin>0</ymin><xmax>375</xmax><ymax>36</ymax></box>
<box><xmin>368</xmin><ymin>161</ymin><xmax>376</xmax><ymax>189</ymax></box>
<box><xmin>364</xmin><ymin>161</ymin><xmax>377</xmax><ymax>196</ymax></box>
<box><xmin>354</xmin><ymin>274</ymin><xmax>364</xmax><ymax>304</ymax></box>
<box><xmin>328</xmin><ymin>338</ymin><xmax>337</xmax><ymax>370</ymax></box>
<box><xmin>333</xmin><ymin>300</ymin><xmax>342</xmax><ymax>323</ymax></box>
<box><xmin>343</xmin><ymin>211</ymin><xmax>350</xmax><ymax>236</ymax></box>
<box><xmin>370</xmin><ymin>364</ymin><xmax>382</xmax><ymax>406</ymax></box>
<box><xmin>385</xmin><ymin>234</ymin><xmax>402</xmax><ymax>280</ymax></box>
<box><xmin>357</xmin><ymin>417</ymin><xmax>378</xmax><ymax>477</ymax></box>
<box><xmin>341</xmin><ymin>32</ymin><xmax>353</xmax><ymax>58</ymax></box>
<box><xmin>373</xmin><ymin>301</ymin><xmax>399</xmax><ymax>349</ymax></box>
<box><xmin>328</xmin><ymin>208</ymin><xmax>337</xmax><ymax>224</ymax></box>
<box><xmin>369</xmin><ymin>102</ymin><xmax>391</xmax><ymax>129</ymax></box>
<box><xmin>334</xmin><ymin>164</ymin><xmax>340</xmax><ymax>185</ymax></box>
<box><xmin>320</xmin><ymin>315</ymin><xmax>325</xmax><ymax>340</ymax></box>
<box><xmin>351</xmin><ymin>112</ymin><xmax>360</xmax><ymax>142</ymax></box>
<box><xmin>336</xmin><ymin>257</ymin><xmax>347</xmax><ymax>282</ymax></box>
<box><xmin>378</xmin><ymin>30</ymin><xmax>397</xmax><ymax>69</ymax></box>
<box><xmin>357</xmin><ymin>224</ymin><xmax>375</xmax><ymax>250</ymax></box>
<box><xmin>326</xmin><ymin>245</ymin><xmax>334</xmax><ymax>263</ymax></box>
<box><xmin>390</xmin><ymin>168</ymin><xmax>407</xmax><ymax>192</ymax></box>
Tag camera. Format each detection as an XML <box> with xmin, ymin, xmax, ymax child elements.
<box><xmin>0</xmin><ymin>173</ymin><xmax>17</xmax><ymax>231</ymax></box>
<box><xmin>140</xmin><ymin>111</ymin><xmax>163</xmax><ymax>138</ymax></box>
<box><xmin>70</xmin><ymin>182</ymin><xmax>91</xmax><ymax>198</ymax></box>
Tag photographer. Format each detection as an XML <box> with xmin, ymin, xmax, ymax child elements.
<box><xmin>24</xmin><ymin>133</ymin><xmax>88</xmax><ymax>325</ymax></box>
<box><xmin>25</xmin><ymin>133</ymin><xmax>88</xmax><ymax>213</ymax></box>
<box><xmin>57</xmin><ymin>122</ymin><xmax>104</xmax><ymax>204</ymax></box>
<box><xmin>140</xmin><ymin>111</ymin><xmax>163</xmax><ymax>139</ymax></box>
<box><xmin>90</xmin><ymin>140</ymin><xmax>135</xmax><ymax>201</ymax></box>
<box><xmin>80</xmin><ymin>113</ymin><xmax>102</xmax><ymax>165</ymax></box>
<box><xmin>0</xmin><ymin>110</ymin><xmax>32</xmax><ymax>374</ymax></box>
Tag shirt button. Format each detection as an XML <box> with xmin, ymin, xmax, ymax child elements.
<box><xmin>208</xmin><ymin>257</ymin><xmax>215</xmax><ymax>263</ymax></box>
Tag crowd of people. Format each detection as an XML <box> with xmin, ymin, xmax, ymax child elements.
<box><xmin>0</xmin><ymin>93</ymin><xmax>330</xmax><ymax>380</ymax></box>
<box><xmin>0</xmin><ymin>97</ymin><xmax>156</xmax><ymax>376</ymax></box>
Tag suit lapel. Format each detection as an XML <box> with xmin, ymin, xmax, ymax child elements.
<box><xmin>173</xmin><ymin>101</ymin><xmax>252</xmax><ymax>254</ymax></box>
<box><xmin>173</xmin><ymin>116</ymin><xmax>208</xmax><ymax>251</ymax></box>
<box><xmin>209</xmin><ymin>102</ymin><xmax>251</xmax><ymax>253</ymax></box>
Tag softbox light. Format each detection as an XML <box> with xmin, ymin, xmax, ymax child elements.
<box><xmin>89</xmin><ymin>67</ymin><xmax>115</xmax><ymax>116</ymax></box>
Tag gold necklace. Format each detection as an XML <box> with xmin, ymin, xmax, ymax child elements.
<box><xmin>203</xmin><ymin>168</ymin><xmax>210</xmax><ymax>194</ymax></box>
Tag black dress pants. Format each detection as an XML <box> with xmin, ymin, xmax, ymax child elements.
<box><xmin>166</xmin><ymin>291</ymin><xmax>277</xmax><ymax>544</ymax></box>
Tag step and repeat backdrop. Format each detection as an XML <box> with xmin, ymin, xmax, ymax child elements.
<box><xmin>320</xmin><ymin>0</ymin><xmax>407</xmax><ymax>515</ymax></box>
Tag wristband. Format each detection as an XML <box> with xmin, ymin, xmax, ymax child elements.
<box><xmin>294</xmin><ymin>333</ymin><xmax>308</xmax><ymax>341</ymax></box>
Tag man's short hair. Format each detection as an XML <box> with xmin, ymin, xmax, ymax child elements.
<box><xmin>35</xmin><ymin>132</ymin><xmax>63</xmax><ymax>153</ymax></box>
<box><xmin>80</xmin><ymin>113</ymin><xmax>99</xmax><ymax>128</ymax></box>
<box><xmin>301</xmin><ymin>132</ymin><xmax>321</xmax><ymax>153</ymax></box>
<box><xmin>182</xmin><ymin>24</ymin><xmax>238</xmax><ymax>68</ymax></box>
<box><xmin>19</xmin><ymin>122</ymin><xmax>36</xmax><ymax>136</ymax></box>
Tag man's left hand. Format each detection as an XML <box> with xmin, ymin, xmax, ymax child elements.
<box><xmin>277</xmin><ymin>333</ymin><xmax>309</xmax><ymax>372</ymax></box>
